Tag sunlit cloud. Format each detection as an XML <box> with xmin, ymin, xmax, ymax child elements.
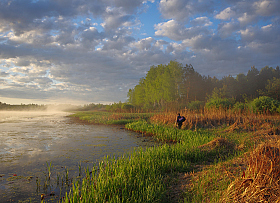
<box><xmin>0</xmin><ymin>0</ymin><xmax>279</xmax><ymax>104</ymax></box>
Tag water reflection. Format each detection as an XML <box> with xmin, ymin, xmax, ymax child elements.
<box><xmin>0</xmin><ymin>111</ymin><xmax>155</xmax><ymax>202</ymax></box>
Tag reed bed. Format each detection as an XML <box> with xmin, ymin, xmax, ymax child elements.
<box><xmin>150</xmin><ymin>109</ymin><xmax>280</xmax><ymax>134</ymax></box>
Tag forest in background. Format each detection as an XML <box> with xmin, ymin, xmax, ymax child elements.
<box><xmin>0</xmin><ymin>102</ymin><xmax>78</xmax><ymax>111</ymax></box>
<box><xmin>1</xmin><ymin>60</ymin><xmax>280</xmax><ymax>113</ymax></box>
<box><xmin>127</xmin><ymin>60</ymin><xmax>280</xmax><ymax>112</ymax></box>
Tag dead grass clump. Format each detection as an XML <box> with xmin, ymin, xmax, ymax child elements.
<box><xmin>198</xmin><ymin>137</ymin><xmax>236</xmax><ymax>153</ymax></box>
<box><xmin>221</xmin><ymin>142</ymin><xmax>280</xmax><ymax>203</ymax></box>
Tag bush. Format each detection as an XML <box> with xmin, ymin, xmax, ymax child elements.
<box><xmin>233</xmin><ymin>102</ymin><xmax>248</xmax><ymax>112</ymax></box>
<box><xmin>205</xmin><ymin>98</ymin><xmax>235</xmax><ymax>110</ymax></box>
<box><xmin>251</xmin><ymin>96</ymin><xmax>280</xmax><ymax>113</ymax></box>
<box><xmin>187</xmin><ymin>101</ymin><xmax>204</xmax><ymax>111</ymax></box>
<box><xmin>121</xmin><ymin>103</ymin><xmax>135</xmax><ymax>111</ymax></box>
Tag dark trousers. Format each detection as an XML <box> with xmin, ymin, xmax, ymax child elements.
<box><xmin>177</xmin><ymin>122</ymin><xmax>182</xmax><ymax>129</ymax></box>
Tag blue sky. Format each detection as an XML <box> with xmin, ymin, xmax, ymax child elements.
<box><xmin>0</xmin><ymin>0</ymin><xmax>279</xmax><ymax>105</ymax></box>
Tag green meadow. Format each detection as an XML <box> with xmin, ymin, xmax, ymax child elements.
<box><xmin>62</xmin><ymin>111</ymin><xmax>279</xmax><ymax>202</ymax></box>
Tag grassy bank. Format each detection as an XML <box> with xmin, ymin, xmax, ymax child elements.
<box><xmin>69</xmin><ymin>111</ymin><xmax>153</xmax><ymax>125</ymax></box>
<box><xmin>62</xmin><ymin>111</ymin><xmax>279</xmax><ymax>202</ymax></box>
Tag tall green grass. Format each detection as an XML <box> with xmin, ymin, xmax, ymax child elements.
<box><xmin>62</xmin><ymin>120</ymin><xmax>227</xmax><ymax>202</ymax></box>
<box><xmin>69</xmin><ymin>112</ymin><xmax>153</xmax><ymax>125</ymax></box>
<box><xmin>62</xmin><ymin>111</ymin><xmax>279</xmax><ymax>202</ymax></box>
<box><xmin>126</xmin><ymin>120</ymin><xmax>214</xmax><ymax>145</ymax></box>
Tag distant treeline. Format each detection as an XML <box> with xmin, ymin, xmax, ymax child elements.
<box><xmin>78</xmin><ymin>102</ymin><xmax>135</xmax><ymax>112</ymax></box>
<box><xmin>2</xmin><ymin>60</ymin><xmax>280</xmax><ymax>113</ymax></box>
<box><xmin>0</xmin><ymin>102</ymin><xmax>47</xmax><ymax>111</ymax></box>
<box><xmin>127</xmin><ymin>60</ymin><xmax>280</xmax><ymax>111</ymax></box>
<box><xmin>0</xmin><ymin>102</ymin><xmax>79</xmax><ymax>111</ymax></box>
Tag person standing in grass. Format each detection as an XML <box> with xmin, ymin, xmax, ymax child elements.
<box><xmin>176</xmin><ymin>113</ymin><xmax>185</xmax><ymax>129</ymax></box>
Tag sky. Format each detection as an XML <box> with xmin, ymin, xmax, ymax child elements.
<box><xmin>0</xmin><ymin>0</ymin><xmax>279</xmax><ymax>105</ymax></box>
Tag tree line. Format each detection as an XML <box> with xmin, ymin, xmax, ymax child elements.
<box><xmin>0</xmin><ymin>102</ymin><xmax>47</xmax><ymax>111</ymax></box>
<box><xmin>127</xmin><ymin>60</ymin><xmax>280</xmax><ymax>111</ymax></box>
<box><xmin>0</xmin><ymin>102</ymin><xmax>79</xmax><ymax>111</ymax></box>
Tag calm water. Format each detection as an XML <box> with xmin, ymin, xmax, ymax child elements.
<box><xmin>0</xmin><ymin>111</ymin><xmax>155</xmax><ymax>202</ymax></box>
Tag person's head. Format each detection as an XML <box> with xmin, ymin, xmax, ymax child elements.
<box><xmin>177</xmin><ymin>113</ymin><xmax>180</xmax><ymax>116</ymax></box>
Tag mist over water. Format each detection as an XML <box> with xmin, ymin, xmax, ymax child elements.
<box><xmin>0</xmin><ymin>111</ymin><xmax>155</xmax><ymax>202</ymax></box>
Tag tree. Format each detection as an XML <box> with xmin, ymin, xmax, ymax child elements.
<box><xmin>258</xmin><ymin>66</ymin><xmax>275</xmax><ymax>90</ymax></box>
<box><xmin>235</xmin><ymin>73</ymin><xmax>248</xmax><ymax>101</ymax></box>
<box><xmin>181</xmin><ymin>64</ymin><xmax>209</xmax><ymax>103</ymax></box>
<box><xmin>247</xmin><ymin>66</ymin><xmax>260</xmax><ymax>98</ymax></box>
<box><xmin>260</xmin><ymin>78</ymin><xmax>280</xmax><ymax>101</ymax></box>
<box><xmin>220</xmin><ymin>75</ymin><xmax>238</xmax><ymax>99</ymax></box>
<box><xmin>127</xmin><ymin>60</ymin><xmax>183</xmax><ymax>109</ymax></box>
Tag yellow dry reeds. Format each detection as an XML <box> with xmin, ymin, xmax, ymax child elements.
<box><xmin>150</xmin><ymin>109</ymin><xmax>280</xmax><ymax>133</ymax></box>
<box><xmin>221</xmin><ymin>141</ymin><xmax>280</xmax><ymax>203</ymax></box>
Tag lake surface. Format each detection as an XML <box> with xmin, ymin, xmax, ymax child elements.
<box><xmin>0</xmin><ymin>111</ymin><xmax>156</xmax><ymax>202</ymax></box>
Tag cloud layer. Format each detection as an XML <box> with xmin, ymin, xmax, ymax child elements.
<box><xmin>0</xmin><ymin>0</ymin><xmax>279</xmax><ymax>104</ymax></box>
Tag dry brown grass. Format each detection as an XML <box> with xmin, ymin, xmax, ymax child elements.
<box><xmin>150</xmin><ymin>109</ymin><xmax>280</xmax><ymax>134</ymax></box>
<box><xmin>221</xmin><ymin>140</ymin><xmax>280</xmax><ymax>203</ymax></box>
<box><xmin>172</xmin><ymin>139</ymin><xmax>280</xmax><ymax>202</ymax></box>
<box><xmin>157</xmin><ymin>110</ymin><xmax>280</xmax><ymax>202</ymax></box>
<box><xmin>197</xmin><ymin>137</ymin><xmax>236</xmax><ymax>152</ymax></box>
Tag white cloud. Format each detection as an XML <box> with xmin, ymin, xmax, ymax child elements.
<box><xmin>191</xmin><ymin>17</ymin><xmax>212</xmax><ymax>26</ymax></box>
<box><xmin>155</xmin><ymin>19</ymin><xmax>211</xmax><ymax>41</ymax></box>
<box><xmin>215</xmin><ymin>7</ymin><xmax>235</xmax><ymax>20</ymax></box>
<box><xmin>253</xmin><ymin>0</ymin><xmax>280</xmax><ymax>16</ymax></box>
<box><xmin>217</xmin><ymin>21</ymin><xmax>240</xmax><ymax>38</ymax></box>
<box><xmin>0</xmin><ymin>0</ymin><xmax>279</xmax><ymax>104</ymax></box>
<box><xmin>261</xmin><ymin>24</ymin><xmax>272</xmax><ymax>30</ymax></box>
<box><xmin>238</xmin><ymin>13</ymin><xmax>256</xmax><ymax>25</ymax></box>
<box><xmin>159</xmin><ymin>0</ymin><xmax>215</xmax><ymax>22</ymax></box>
<box><xmin>130</xmin><ymin>37</ymin><xmax>154</xmax><ymax>51</ymax></box>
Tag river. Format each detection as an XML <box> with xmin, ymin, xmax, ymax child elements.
<box><xmin>0</xmin><ymin>111</ymin><xmax>156</xmax><ymax>202</ymax></box>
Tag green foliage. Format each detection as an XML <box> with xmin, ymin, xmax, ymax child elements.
<box><xmin>208</xmin><ymin>85</ymin><xmax>229</xmax><ymax>100</ymax></box>
<box><xmin>128</xmin><ymin>60</ymin><xmax>183</xmax><ymax>110</ymax></box>
<box><xmin>251</xmin><ymin>96</ymin><xmax>280</xmax><ymax>113</ymax></box>
<box><xmin>205</xmin><ymin>85</ymin><xmax>235</xmax><ymax>109</ymax></box>
<box><xmin>105</xmin><ymin>101</ymin><xmax>123</xmax><ymax>112</ymax></box>
<box><xmin>260</xmin><ymin>77</ymin><xmax>280</xmax><ymax>101</ymax></box>
<box><xmin>69</xmin><ymin>111</ymin><xmax>153</xmax><ymax>125</ymax></box>
<box><xmin>206</xmin><ymin>98</ymin><xmax>235</xmax><ymax>109</ymax></box>
<box><xmin>80</xmin><ymin>103</ymin><xmax>105</xmax><ymax>111</ymax></box>
<box><xmin>187</xmin><ymin>101</ymin><xmax>204</xmax><ymax>111</ymax></box>
<box><xmin>121</xmin><ymin>103</ymin><xmax>135</xmax><ymax>111</ymax></box>
<box><xmin>233</xmin><ymin>102</ymin><xmax>248</xmax><ymax>112</ymax></box>
<box><xmin>181</xmin><ymin>64</ymin><xmax>212</xmax><ymax>103</ymax></box>
<box><xmin>127</xmin><ymin>63</ymin><xmax>280</xmax><ymax>111</ymax></box>
<box><xmin>63</xmin><ymin>121</ymin><xmax>222</xmax><ymax>203</ymax></box>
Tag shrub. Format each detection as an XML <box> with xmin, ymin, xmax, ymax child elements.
<box><xmin>233</xmin><ymin>102</ymin><xmax>248</xmax><ymax>112</ymax></box>
<box><xmin>121</xmin><ymin>103</ymin><xmax>135</xmax><ymax>111</ymax></box>
<box><xmin>205</xmin><ymin>98</ymin><xmax>235</xmax><ymax>110</ymax></box>
<box><xmin>251</xmin><ymin>96</ymin><xmax>280</xmax><ymax>113</ymax></box>
<box><xmin>187</xmin><ymin>101</ymin><xmax>204</xmax><ymax>111</ymax></box>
